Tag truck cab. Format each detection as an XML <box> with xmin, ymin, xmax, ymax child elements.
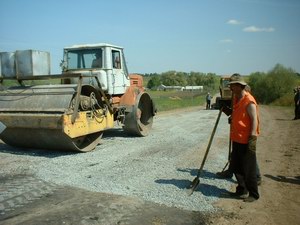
<box><xmin>213</xmin><ymin>76</ymin><xmax>232</xmax><ymax>109</ymax></box>
<box><xmin>219</xmin><ymin>77</ymin><xmax>232</xmax><ymax>100</ymax></box>
<box><xmin>61</xmin><ymin>43</ymin><xmax>130</xmax><ymax>95</ymax></box>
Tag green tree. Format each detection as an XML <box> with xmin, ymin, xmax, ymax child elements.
<box><xmin>248</xmin><ymin>72</ymin><xmax>268</xmax><ymax>103</ymax></box>
<box><xmin>187</xmin><ymin>72</ymin><xmax>198</xmax><ymax>85</ymax></box>
<box><xmin>147</xmin><ymin>75</ymin><xmax>161</xmax><ymax>89</ymax></box>
<box><xmin>248</xmin><ymin>64</ymin><xmax>298</xmax><ymax>104</ymax></box>
<box><xmin>161</xmin><ymin>71</ymin><xmax>187</xmax><ymax>86</ymax></box>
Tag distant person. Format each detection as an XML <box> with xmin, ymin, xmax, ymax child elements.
<box><xmin>293</xmin><ymin>86</ymin><xmax>300</xmax><ymax>120</ymax></box>
<box><xmin>206</xmin><ymin>92</ymin><xmax>212</xmax><ymax>109</ymax></box>
<box><xmin>92</xmin><ymin>52</ymin><xmax>102</xmax><ymax>68</ymax></box>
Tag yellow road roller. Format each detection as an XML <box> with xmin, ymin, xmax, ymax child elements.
<box><xmin>0</xmin><ymin>44</ymin><xmax>156</xmax><ymax>152</ymax></box>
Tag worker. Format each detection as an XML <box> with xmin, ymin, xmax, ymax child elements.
<box><xmin>222</xmin><ymin>73</ymin><xmax>260</xmax><ymax>202</ymax></box>
<box><xmin>216</xmin><ymin>84</ymin><xmax>262</xmax><ymax>185</ymax></box>
<box><xmin>91</xmin><ymin>52</ymin><xmax>102</xmax><ymax>68</ymax></box>
<box><xmin>206</xmin><ymin>92</ymin><xmax>212</xmax><ymax>109</ymax></box>
<box><xmin>293</xmin><ymin>86</ymin><xmax>300</xmax><ymax>120</ymax></box>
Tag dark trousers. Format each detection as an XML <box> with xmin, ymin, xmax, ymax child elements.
<box><xmin>295</xmin><ymin>104</ymin><xmax>300</xmax><ymax>119</ymax></box>
<box><xmin>227</xmin><ymin>154</ymin><xmax>261</xmax><ymax>178</ymax></box>
<box><xmin>231</xmin><ymin>141</ymin><xmax>259</xmax><ymax>199</ymax></box>
<box><xmin>206</xmin><ymin>100</ymin><xmax>211</xmax><ymax>109</ymax></box>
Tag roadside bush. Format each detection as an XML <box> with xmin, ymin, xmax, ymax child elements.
<box><xmin>271</xmin><ymin>92</ymin><xmax>295</xmax><ymax>106</ymax></box>
<box><xmin>248</xmin><ymin>64</ymin><xmax>298</xmax><ymax>105</ymax></box>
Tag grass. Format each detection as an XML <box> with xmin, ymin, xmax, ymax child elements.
<box><xmin>148</xmin><ymin>90</ymin><xmax>207</xmax><ymax>111</ymax></box>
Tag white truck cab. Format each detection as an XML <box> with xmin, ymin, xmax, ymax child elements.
<box><xmin>61</xmin><ymin>43</ymin><xmax>130</xmax><ymax>95</ymax></box>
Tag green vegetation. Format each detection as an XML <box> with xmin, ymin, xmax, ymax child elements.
<box><xmin>144</xmin><ymin>64</ymin><xmax>300</xmax><ymax>111</ymax></box>
<box><xmin>149</xmin><ymin>90</ymin><xmax>206</xmax><ymax>111</ymax></box>
<box><xmin>145</xmin><ymin>71</ymin><xmax>219</xmax><ymax>91</ymax></box>
<box><xmin>143</xmin><ymin>71</ymin><xmax>220</xmax><ymax>111</ymax></box>
<box><xmin>247</xmin><ymin>64</ymin><xmax>300</xmax><ymax>106</ymax></box>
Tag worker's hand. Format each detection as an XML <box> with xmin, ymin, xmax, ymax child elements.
<box><xmin>248</xmin><ymin>135</ymin><xmax>257</xmax><ymax>153</ymax></box>
<box><xmin>222</xmin><ymin>106</ymin><xmax>232</xmax><ymax>116</ymax></box>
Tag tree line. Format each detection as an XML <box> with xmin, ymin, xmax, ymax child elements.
<box><xmin>248</xmin><ymin>64</ymin><xmax>299</xmax><ymax>105</ymax></box>
<box><xmin>143</xmin><ymin>64</ymin><xmax>300</xmax><ymax>106</ymax></box>
<box><xmin>145</xmin><ymin>71</ymin><xmax>219</xmax><ymax>90</ymax></box>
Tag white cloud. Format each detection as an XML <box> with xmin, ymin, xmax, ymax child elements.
<box><xmin>219</xmin><ymin>39</ymin><xmax>233</xmax><ymax>43</ymax></box>
<box><xmin>243</xmin><ymin>26</ymin><xmax>275</xmax><ymax>32</ymax></box>
<box><xmin>227</xmin><ymin>19</ymin><xmax>242</xmax><ymax>25</ymax></box>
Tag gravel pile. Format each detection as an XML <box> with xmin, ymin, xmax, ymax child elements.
<box><xmin>3</xmin><ymin>108</ymin><xmax>234</xmax><ymax>212</ymax></box>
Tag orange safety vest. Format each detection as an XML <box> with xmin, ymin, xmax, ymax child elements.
<box><xmin>230</xmin><ymin>92</ymin><xmax>260</xmax><ymax>144</ymax></box>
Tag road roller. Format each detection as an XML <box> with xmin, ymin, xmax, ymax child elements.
<box><xmin>0</xmin><ymin>43</ymin><xmax>156</xmax><ymax>152</ymax></box>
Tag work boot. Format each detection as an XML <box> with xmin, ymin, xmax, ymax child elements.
<box><xmin>243</xmin><ymin>196</ymin><xmax>258</xmax><ymax>203</ymax></box>
<box><xmin>257</xmin><ymin>176</ymin><xmax>262</xmax><ymax>185</ymax></box>
<box><xmin>228</xmin><ymin>190</ymin><xmax>249</xmax><ymax>199</ymax></box>
<box><xmin>216</xmin><ymin>169</ymin><xmax>233</xmax><ymax>179</ymax></box>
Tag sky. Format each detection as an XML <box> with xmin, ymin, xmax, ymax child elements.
<box><xmin>0</xmin><ymin>0</ymin><xmax>299</xmax><ymax>75</ymax></box>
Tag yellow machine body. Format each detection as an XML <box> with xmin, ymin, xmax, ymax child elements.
<box><xmin>63</xmin><ymin>110</ymin><xmax>114</xmax><ymax>138</ymax></box>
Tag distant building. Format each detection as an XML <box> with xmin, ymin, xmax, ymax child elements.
<box><xmin>157</xmin><ymin>84</ymin><xmax>203</xmax><ymax>91</ymax></box>
<box><xmin>157</xmin><ymin>84</ymin><xmax>183</xmax><ymax>91</ymax></box>
<box><xmin>183</xmin><ymin>86</ymin><xmax>203</xmax><ymax>91</ymax></box>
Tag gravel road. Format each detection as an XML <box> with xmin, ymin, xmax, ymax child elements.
<box><xmin>1</xmin><ymin>107</ymin><xmax>233</xmax><ymax>213</ymax></box>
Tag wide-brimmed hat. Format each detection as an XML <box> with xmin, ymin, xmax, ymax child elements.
<box><xmin>229</xmin><ymin>73</ymin><xmax>247</xmax><ymax>86</ymax></box>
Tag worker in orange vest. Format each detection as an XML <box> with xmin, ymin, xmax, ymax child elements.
<box><xmin>216</xmin><ymin>84</ymin><xmax>262</xmax><ymax>185</ymax></box>
<box><xmin>223</xmin><ymin>73</ymin><xmax>260</xmax><ymax>202</ymax></box>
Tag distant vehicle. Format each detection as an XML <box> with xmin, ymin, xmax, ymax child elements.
<box><xmin>213</xmin><ymin>76</ymin><xmax>232</xmax><ymax>109</ymax></box>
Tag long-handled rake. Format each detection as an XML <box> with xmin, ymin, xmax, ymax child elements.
<box><xmin>187</xmin><ymin>109</ymin><xmax>222</xmax><ymax>196</ymax></box>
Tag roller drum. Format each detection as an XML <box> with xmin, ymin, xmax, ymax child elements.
<box><xmin>0</xmin><ymin>84</ymin><xmax>104</xmax><ymax>152</ymax></box>
<box><xmin>123</xmin><ymin>92</ymin><xmax>155</xmax><ymax>137</ymax></box>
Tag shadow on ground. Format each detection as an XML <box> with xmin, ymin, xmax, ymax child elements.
<box><xmin>265</xmin><ymin>174</ymin><xmax>300</xmax><ymax>185</ymax></box>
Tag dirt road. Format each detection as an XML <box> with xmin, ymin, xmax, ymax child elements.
<box><xmin>210</xmin><ymin>106</ymin><xmax>300</xmax><ymax>225</ymax></box>
<box><xmin>0</xmin><ymin>105</ymin><xmax>299</xmax><ymax>225</ymax></box>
